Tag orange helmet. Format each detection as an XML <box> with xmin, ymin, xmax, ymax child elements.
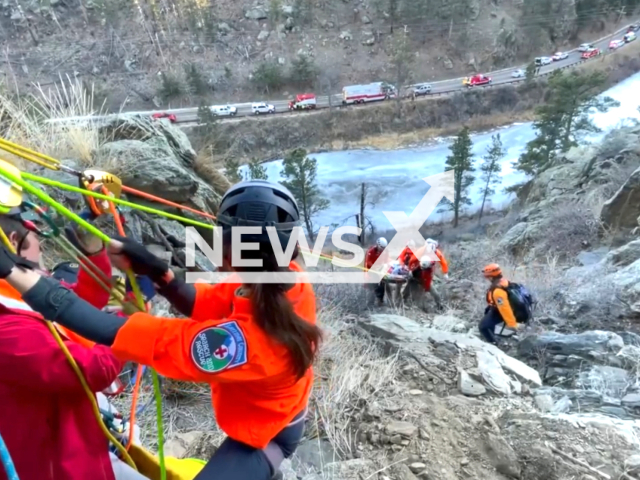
<box><xmin>483</xmin><ymin>263</ymin><xmax>502</xmax><ymax>278</ymax></box>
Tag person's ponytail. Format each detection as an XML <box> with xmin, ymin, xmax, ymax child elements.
<box><xmin>251</xmin><ymin>281</ymin><xmax>322</xmax><ymax>379</ymax></box>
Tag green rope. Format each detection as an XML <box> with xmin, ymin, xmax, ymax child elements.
<box><xmin>0</xmin><ymin>164</ymin><xmax>167</xmax><ymax>480</ymax></box>
<box><xmin>21</xmin><ymin>171</ymin><xmax>215</xmax><ymax>230</ymax></box>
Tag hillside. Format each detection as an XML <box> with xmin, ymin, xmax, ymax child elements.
<box><xmin>0</xmin><ymin>0</ymin><xmax>636</xmax><ymax>111</ymax></box>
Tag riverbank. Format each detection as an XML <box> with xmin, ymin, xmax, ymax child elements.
<box><xmin>192</xmin><ymin>45</ymin><xmax>640</xmax><ymax>163</ymax></box>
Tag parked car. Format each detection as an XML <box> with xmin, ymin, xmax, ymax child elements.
<box><xmin>210</xmin><ymin>105</ymin><xmax>238</xmax><ymax>116</ymax></box>
<box><xmin>552</xmin><ymin>51</ymin><xmax>569</xmax><ymax>61</ymax></box>
<box><xmin>511</xmin><ymin>69</ymin><xmax>525</xmax><ymax>78</ymax></box>
<box><xmin>578</xmin><ymin>43</ymin><xmax>594</xmax><ymax>52</ymax></box>
<box><xmin>624</xmin><ymin>31</ymin><xmax>637</xmax><ymax>43</ymax></box>
<box><xmin>251</xmin><ymin>102</ymin><xmax>276</xmax><ymax>114</ymax></box>
<box><xmin>535</xmin><ymin>56</ymin><xmax>552</xmax><ymax>66</ymax></box>
<box><xmin>609</xmin><ymin>39</ymin><xmax>625</xmax><ymax>50</ymax></box>
<box><xmin>581</xmin><ymin>47</ymin><xmax>601</xmax><ymax>59</ymax></box>
<box><xmin>413</xmin><ymin>84</ymin><xmax>432</xmax><ymax>96</ymax></box>
<box><xmin>151</xmin><ymin>112</ymin><xmax>177</xmax><ymax>123</ymax></box>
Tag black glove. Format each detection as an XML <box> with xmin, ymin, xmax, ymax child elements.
<box><xmin>0</xmin><ymin>246</ymin><xmax>38</xmax><ymax>278</ymax></box>
<box><xmin>111</xmin><ymin>236</ymin><xmax>169</xmax><ymax>284</ymax></box>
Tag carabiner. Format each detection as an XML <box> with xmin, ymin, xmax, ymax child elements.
<box><xmin>19</xmin><ymin>201</ymin><xmax>60</xmax><ymax>238</ymax></box>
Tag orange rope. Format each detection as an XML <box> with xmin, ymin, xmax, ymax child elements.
<box><xmin>102</xmin><ymin>186</ymin><xmax>143</xmax><ymax>450</ymax></box>
<box><xmin>126</xmin><ymin>365</ymin><xmax>144</xmax><ymax>450</ymax></box>
<box><xmin>121</xmin><ymin>185</ymin><xmax>217</xmax><ymax>221</ymax></box>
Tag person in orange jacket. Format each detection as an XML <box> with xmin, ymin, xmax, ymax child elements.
<box><xmin>0</xmin><ymin>180</ymin><xmax>322</xmax><ymax>480</ymax></box>
<box><xmin>402</xmin><ymin>238</ymin><xmax>449</xmax><ymax>304</ymax></box>
<box><xmin>364</xmin><ymin>237</ymin><xmax>388</xmax><ymax>305</ymax></box>
<box><xmin>479</xmin><ymin>263</ymin><xmax>518</xmax><ymax>345</ymax></box>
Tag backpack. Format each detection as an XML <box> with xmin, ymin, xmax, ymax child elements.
<box><xmin>504</xmin><ymin>282</ymin><xmax>534</xmax><ymax>323</ymax></box>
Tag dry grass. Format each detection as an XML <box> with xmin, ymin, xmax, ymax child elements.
<box><xmin>310</xmin><ymin>305</ymin><xmax>400</xmax><ymax>459</ymax></box>
<box><xmin>193</xmin><ymin>151</ymin><xmax>232</xmax><ymax>195</ymax></box>
<box><xmin>0</xmin><ymin>76</ymin><xmax>112</xmax><ymax>167</ymax></box>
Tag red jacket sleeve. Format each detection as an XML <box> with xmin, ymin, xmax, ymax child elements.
<box><xmin>364</xmin><ymin>248</ymin><xmax>375</xmax><ymax>269</ymax></box>
<box><xmin>0</xmin><ymin>315</ymin><xmax>122</xmax><ymax>393</ymax></box>
<box><xmin>62</xmin><ymin>248</ymin><xmax>112</xmax><ymax>310</ymax></box>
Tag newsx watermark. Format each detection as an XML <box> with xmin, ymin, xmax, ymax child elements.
<box><xmin>185</xmin><ymin>171</ymin><xmax>455</xmax><ymax>284</ymax></box>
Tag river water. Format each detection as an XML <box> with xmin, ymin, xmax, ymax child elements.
<box><xmin>255</xmin><ymin>72</ymin><xmax>640</xmax><ymax>230</ymax></box>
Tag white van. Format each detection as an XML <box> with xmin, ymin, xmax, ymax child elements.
<box><xmin>251</xmin><ymin>102</ymin><xmax>276</xmax><ymax>114</ymax></box>
<box><xmin>210</xmin><ymin>105</ymin><xmax>237</xmax><ymax>116</ymax></box>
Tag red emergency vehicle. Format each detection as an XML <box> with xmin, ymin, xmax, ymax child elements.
<box><xmin>288</xmin><ymin>93</ymin><xmax>317</xmax><ymax>111</ymax></box>
<box><xmin>466</xmin><ymin>74</ymin><xmax>492</xmax><ymax>87</ymax></box>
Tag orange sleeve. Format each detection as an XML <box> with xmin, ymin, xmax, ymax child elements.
<box><xmin>191</xmin><ymin>282</ymin><xmax>237</xmax><ymax>321</ymax></box>
<box><xmin>492</xmin><ymin>289</ymin><xmax>517</xmax><ymax>328</ymax></box>
<box><xmin>111</xmin><ymin>311</ymin><xmax>271</xmax><ymax>383</ymax></box>
<box><xmin>436</xmin><ymin>249</ymin><xmax>449</xmax><ymax>274</ymax></box>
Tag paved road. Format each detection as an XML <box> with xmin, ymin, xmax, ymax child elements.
<box><xmin>49</xmin><ymin>21</ymin><xmax>637</xmax><ymax>127</ymax></box>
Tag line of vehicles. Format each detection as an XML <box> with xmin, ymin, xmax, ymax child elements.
<box><xmin>149</xmin><ymin>22</ymin><xmax>640</xmax><ymax>124</ymax></box>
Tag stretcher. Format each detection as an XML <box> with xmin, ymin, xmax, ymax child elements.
<box><xmin>127</xmin><ymin>444</ymin><xmax>206</xmax><ymax>480</ymax></box>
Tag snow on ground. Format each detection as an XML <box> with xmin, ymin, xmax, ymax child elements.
<box><xmin>253</xmin><ymin>72</ymin><xmax>640</xmax><ymax>230</ymax></box>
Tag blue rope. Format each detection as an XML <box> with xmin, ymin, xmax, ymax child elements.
<box><xmin>0</xmin><ymin>431</ymin><xmax>19</xmax><ymax>480</ymax></box>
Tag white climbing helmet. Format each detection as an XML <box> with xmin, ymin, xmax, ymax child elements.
<box><xmin>406</xmin><ymin>239</ymin><xmax>416</xmax><ymax>248</ymax></box>
<box><xmin>376</xmin><ymin>237</ymin><xmax>388</xmax><ymax>249</ymax></box>
<box><xmin>425</xmin><ymin>238</ymin><xmax>438</xmax><ymax>252</ymax></box>
<box><xmin>420</xmin><ymin>255</ymin><xmax>436</xmax><ymax>269</ymax></box>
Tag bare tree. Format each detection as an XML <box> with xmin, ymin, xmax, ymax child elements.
<box><xmin>389</xmin><ymin>31</ymin><xmax>414</xmax><ymax>113</ymax></box>
<box><xmin>315</xmin><ymin>62</ymin><xmax>341</xmax><ymax>114</ymax></box>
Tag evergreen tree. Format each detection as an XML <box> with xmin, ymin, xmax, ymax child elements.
<box><xmin>444</xmin><ymin>126</ymin><xmax>475</xmax><ymax>227</ymax></box>
<box><xmin>280</xmin><ymin>148</ymin><xmax>329</xmax><ymax>237</ymax></box>
<box><xmin>246</xmin><ymin>159</ymin><xmax>268</xmax><ymax>180</ymax></box>
<box><xmin>525</xmin><ymin>61</ymin><xmax>536</xmax><ymax>83</ymax></box>
<box><xmin>478</xmin><ymin>134</ymin><xmax>503</xmax><ymax>223</ymax></box>
<box><xmin>389</xmin><ymin>32</ymin><xmax>414</xmax><ymax>109</ymax></box>
<box><xmin>251</xmin><ymin>62</ymin><xmax>285</xmax><ymax>94</ymax></box>
<box><xmin>224</xmin><ymin>158</ymin><xmax>242</xmax><ymax>183</ymax></box>
<box><xmin>289</xmin><ymin>55</ymin><xmax>318</xmax><ymax>87</ymax></box>
<box><xmin>515</xmin><ymin>70</ymin><xmax>619</xmax><ymax>176</ymax></box>
<box><xmin>184</xmin><ymin>63</ymin><xmax>208</xmax><ymax>96</ymax></box>
<box><xmin>158</xmin><ymin>72</ymin><xmax>183</xmax><ymax>101</ymax></box>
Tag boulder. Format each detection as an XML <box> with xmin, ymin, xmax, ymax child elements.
<box><xmin>621</xmin><ymin>393</ymin><xmax>640</xmax><ymax>407</ymax></box>
<box><xmin>244</xmin><ymin>7</ymin><xmax>268</xmax><ymax>19</ymax></box>
<box><xmin>97</xmin><ymin>115</ymin><xmax>196</xmax><ymax>166</ymax></box>
<box><xmin>384</xmin><ymin>421</ymin><xmax>417</xmax><ymax>437</ymax></box>
<box><xmin>458</xmin><ymin>369</ymin><xmax>487</xmax><ymax>396</ymax></box>
<box><xmin>257</xmin><ymin>30</ymin><xmax>270</xmax><ymax>41</ymax></box>
<box><xmin>482</xmin><ymin>434</ymin><xmax>521</xmax><ymax>478</ymax></box>
<box><xmin>518</xmin><ymin>331</ymin><xmax>624</xmax><ymax>360</ymax></box>
<box><xmin>96</xmin><ymin>138</ymin><xmax>199</xmax><ymax>203</ymax></box>
<box><xmin>534</xmin><ymin>394</ymin><xmax>554</xmax><ymax>412</ymax></box>
<box><xmin>477</xmin><ymin>350</ymin><xmax>512</xmax><ymax>395</ymax></box>
<box><xmin>606</xmin><ymin>240</ymin><xmax>640</xmax><ymax>266</ymax></box>
<box><xmin>606</xmin><ymin>259</ymin><xmax>640</xmax><ymax>314</ymax></box>
<box><xmin>498</xmin><ymin>222</ymin><xmax>530</xmax><ymax>253</ymax></box>
<box><xmin>601</xmin><ymin>166</ymin><xmax>640</xmax><ymax>230</ymax></box>
<box><xmin>576</xmin><ymin>365</ymin><xmax>630</xmax><ymax>397</ymax></box>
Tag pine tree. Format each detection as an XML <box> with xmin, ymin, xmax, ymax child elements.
<box><xmin>251</xmin><ymin>62</ymin><xmax>284</xmax><ymax>94</ymax></box>
<box><xmin>224</xmin><ymin>158</ymin><xmax>242</xmax><ymax>183</ymax></box>
<box><xmin>478</xmin><ymin>134</ymin><xmax>503</xmax><ymax>223</ymax></box>
<box><xmin>289</xmin><ymin>55</ymin><xmax>318</xmax><ymax>87</ymax></box>
<box><xmin>515</xmin><ymin>70</ymin><xmax>619</xmax><ymax>176</ymax></box>
<box><xmin>184</xmin><ymin>63</ymin><xmax>208</xmax><ymax>96</ymax></box>
<box><xmin>280</xmin><ymin>148</ymin><xmax>329</xmax><ymax>237</ymax></box>
<box><xmin>246</xmin><ymin>159</ymin><xmax>268</xmax><ymax>180</ymax></box>
<box><xmin>389</xmin><ymin>32</ymin><xmax>414</xmax><ymax>110</ymax></box>
<box><xmin>444</xmin><ymin>126</ymin><xmax>475</xmax><ymax>227</ymax></box>
<box><xmin>158</xmin><ymin>72</ymin><xmax>183</xmax><ymax>101</ymax></box>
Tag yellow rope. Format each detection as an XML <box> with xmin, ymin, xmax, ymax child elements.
<box><xmin>0</xmin><ymin>225</ymin><xmax>138</xmax><ymax>470</ymax></box>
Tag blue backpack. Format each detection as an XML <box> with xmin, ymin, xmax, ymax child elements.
<box><xmin>504</xmin><ymin>282</ymin><xmax>534</xmax><ymax>323</ymax></box>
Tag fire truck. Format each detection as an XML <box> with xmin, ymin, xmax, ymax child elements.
<box><xmin>464</xmin><ymin>74</ymin><xmax>492</xmax><ymax>87</ymax></box>
<box><xmin>341</xmin><ymin>82</ymin><xmax>396</xmax><ymax>105</ymax></box>
<box><xmin>288</xmin><ymin>93</ymin><xmax>317</xmax><ymax>111</ymax></box>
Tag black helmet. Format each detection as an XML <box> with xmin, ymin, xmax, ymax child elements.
<box><xmin>216</xmin><ymin>180</ymin><xmax>300</xmax><ymax>241</ymax></box>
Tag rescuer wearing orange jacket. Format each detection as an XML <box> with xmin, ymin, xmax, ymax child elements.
<box><xmin>0</xmin><ymin>180</ymin><xmax>322</xmax><ymax>480</ymax></box>
<box><xmin>479</xmin><ymin>263</ymin><xmax>518</xmax><ymax>344</ymax></box>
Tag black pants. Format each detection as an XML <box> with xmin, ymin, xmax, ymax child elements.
<box><xmin>479</xmin><ymin>307</ymin><xmax>504</xmax><ymax>344</ymax></box>
<box><xmin>194</xmin><ymin>411</ymin><xmax>305</xmax><ymax>480</ymax></box>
